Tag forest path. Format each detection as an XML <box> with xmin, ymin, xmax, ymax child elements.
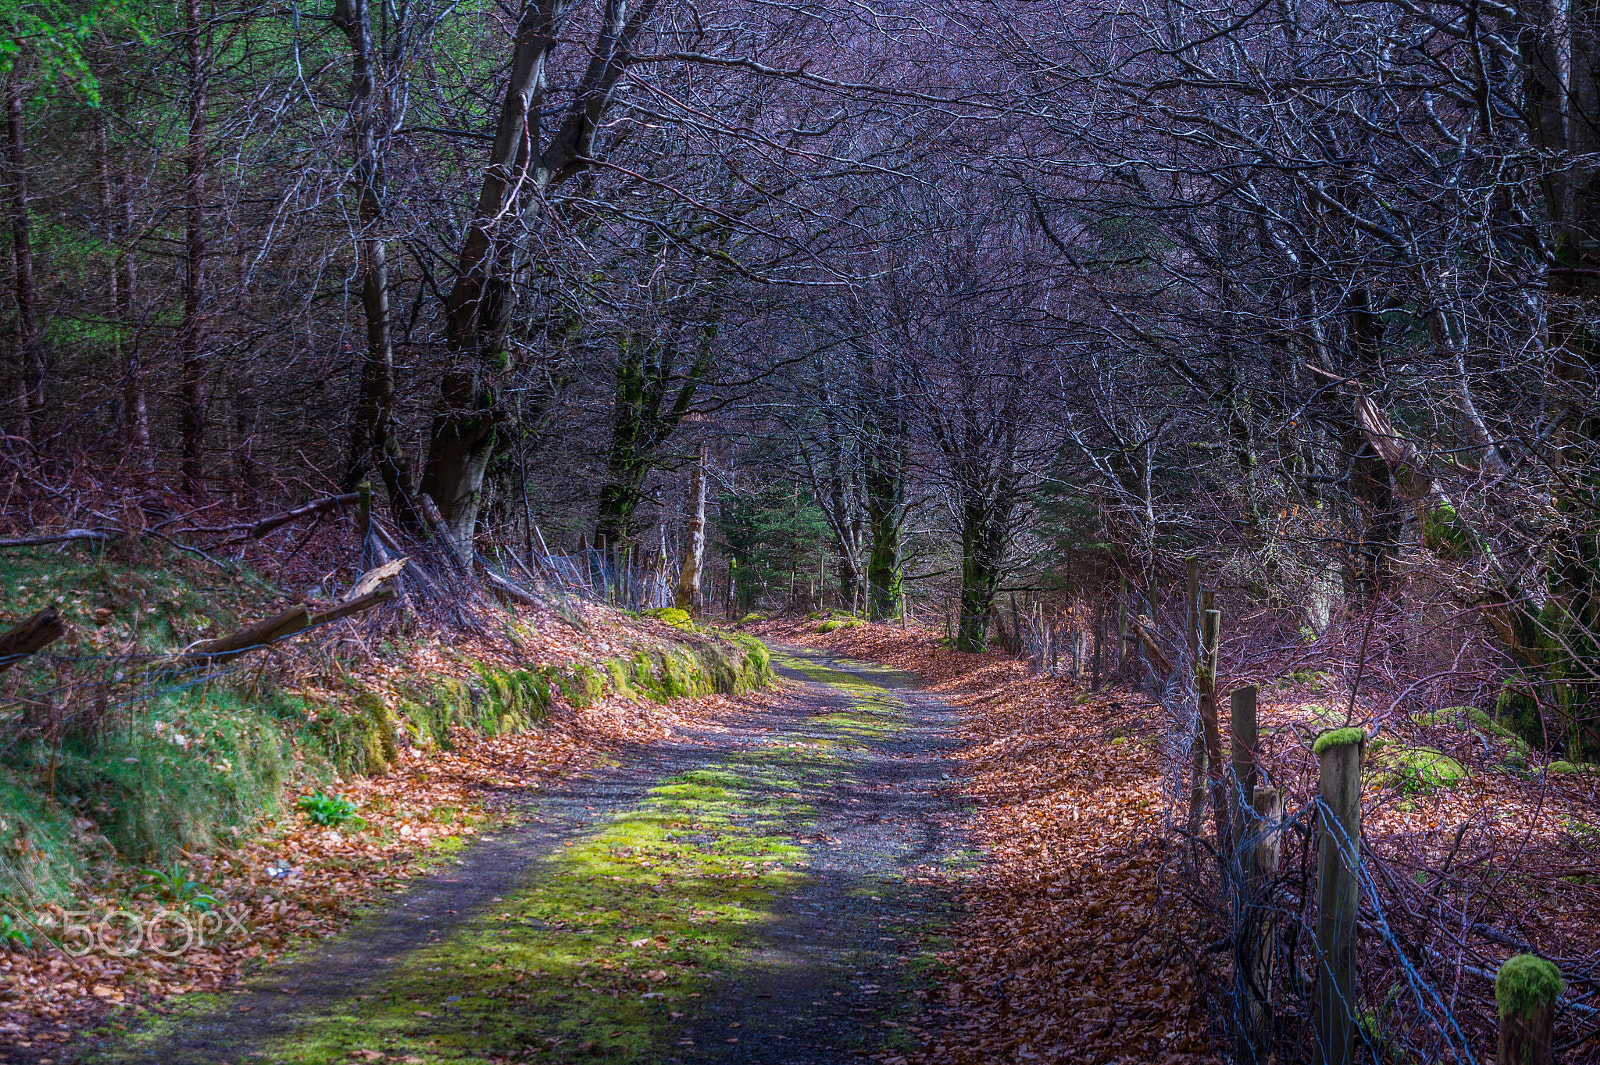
<box><xmin>74</xmin><ymin>646</ymin><xmax>971</xmax><ymax>1065</ymax></box>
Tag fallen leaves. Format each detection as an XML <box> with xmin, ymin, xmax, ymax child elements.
<box><xmin>769</xmin><ymin>618</ymin><xmax>1222</xmax><ymax>1064</ymax></box>
<box><xmin>0</xmin><ymin>599</ymin><xmax>743</xmax><ymax>1056</ymax></box>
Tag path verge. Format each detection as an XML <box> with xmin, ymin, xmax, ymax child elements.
<box><xmin>58</xmin><ymin>647</ymin><xmax>970</xmax><ymax>1065</ymax></box>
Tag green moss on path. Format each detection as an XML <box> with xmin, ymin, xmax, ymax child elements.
<box><xmin>83</xmin><ymin>646</ymin><xmax>966</xmax><ymax>1065</ymax></box>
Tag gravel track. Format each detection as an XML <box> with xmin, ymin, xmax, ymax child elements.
<box><xmin>67</xmin><ymin>645</ymin><xmax>971</xmax><ymax>1065</ymax></box>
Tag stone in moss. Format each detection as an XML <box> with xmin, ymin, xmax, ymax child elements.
<box><xmin>1376</xmin><ymin>744</ymin><xmax>1465</xmax><ymax>793</ymax></box>
<box><xmin>641</xmin><ymin>607</ymin><xmax>696</xmax><ymax>631</ymax></box>
<box><xmin>1280</xmin><ymin>668</ymin><xmax>1337</xmax><ymax>691</ymax></box>
<box><xmin>603</xmin><ymin>658</ymin><xmax>638</xmax><ymax>700</ymax></box>
<box><xmin>1495</xmin><ymin>954</ymin><xmax>1564</xmax><ymax>1018</ymax></box>
<box><xmin>350</xmin><ymin>691</ymin><xmax>399</xmax><ymax>774</ymax></box>
<box><xmin>1313</xmin><ymin>727</ymin><xmax>1366</xmax><ymax>757</ymax></box>
<box><xmin>1546</xmin><ymin>760</ymin><xmax>1600</xmax><ymax>775</ymax></box>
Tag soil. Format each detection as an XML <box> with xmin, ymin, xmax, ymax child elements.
<box><xmin>56</xmin><ymin>645</ymin><xmax>973</xmax><ymax>1065</ymax></box>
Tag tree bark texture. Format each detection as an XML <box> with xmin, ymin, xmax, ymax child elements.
<box><xmin>675</xmin><ymin>446</ymin><xmax>707</xmax><ymax>614</ymax></box>
<box><xmin>179</xmin><ymin>0</ymin><xmax>209</xmax><ymax>497</ymax></box>
<box><xmin>6</xmin><ymin>64</ymin><xmax>39</xmax><ymax>441</ymax></box>
<box><xmin>334</xmin><ymin>0</ymin><xmax>419</xmax><ymax>531</ymax></box>
<box><xmin>424</xmin><ymin>0</ymin><xmax>661</xmax><ymax>562</ymax></box>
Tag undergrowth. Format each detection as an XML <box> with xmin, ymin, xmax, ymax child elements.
<box><xmin>0</xmin><ymin>543</ymin><xmax>775</xmax><ymax>913</ymax></box>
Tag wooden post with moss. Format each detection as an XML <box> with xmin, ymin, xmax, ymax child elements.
<box><xmin>1231</xmin><ymin>683</ymin><xmax>1261</xmax><ymax>851</ymax></box>
<box><xmin>1312</xmin><ymin>727</ymin><xmax>1364</xmax><ymax>1065</ymax></box>
<box><xmin>1496</xmin><ymin>954</ymin><xmax>1564</xmax><ymax>1065</ymax></box>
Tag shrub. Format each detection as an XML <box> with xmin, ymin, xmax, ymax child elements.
<box><xmin>295</xmin><ymin>791</ymin><xmax>363</xmax><ymax>828</ymax></box>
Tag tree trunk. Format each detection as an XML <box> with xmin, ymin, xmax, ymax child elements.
<box><xmin>334</xmin><ymin>0</ymin><xmax>420</xmax><ymax>532</ymax></box>
<box><xmin>865</xmin><ymin>439</ymin><xmax>903</xmax><ymax>621</ymax></box>
<box><xmin>6</xmin><ymin>64</ymin><xmax>39</xmax><ymax>442</ymax></box>
<box><xmin>956</xmin><ymin>496</ymin><xmax>1005</xmax><ymax>652</ymax></box>
<box><xmin>114</xmin><ymin>122</ymin><xmax>148</xmax><ymax>464</ymax></box>
<box><xmin>423</xmin><ymin>0</ymin><xmax>661</xmax><ymax>563</ymax></box>
<box><xmin>1342</xmin><ymin>291</ymin><xmax>1400</xmax><ymax>601</ymax></box>
<box><xmin>97</xmin><ymin>112</ymin><xmax>148</xmax><ymax>465</ymax></box>
<box><xmin>233</xmin><ymin>387</ymin><xmax>258</xmax><ymax>503</ymax></box>
<box><xmin>178</xmin><ymin>0</ymin><xmax>209</xmax><ymax>497</ymax></box>
<box><xmin>1519</xmin><ymin>0</ymin><xmax>1600</xmax><ymax>761</ymax></box>
<box><xmin>676</xmin><ymin>446</ymin><xmax>707</xmax><ymax>615</ymax></box>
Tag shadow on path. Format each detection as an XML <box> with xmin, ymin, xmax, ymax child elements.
<box><xmin>69</xmin><ymin>645</ymin><xmax>972</xmax><ymax>1065</ymax></box>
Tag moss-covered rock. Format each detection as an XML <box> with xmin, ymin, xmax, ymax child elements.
<box><xmin>1545</xmin><ymin>760</ymin><xmax>1600</xmax><ymax>775</ymax></box>
<box><xmin>602</xmin><ymin>657</ymin><xmax>639</xmax><ymax>700</ymax></box>
<box><xmin>1374</xmin><ymin>744</ymin><xmax>1465</xmax><ymax>794</ymax></box>
<box><xmin>1278</xmin><ymin>668</ymin><xmax>1337</xmax><ymax>691</ymax></box>
<box><xmin>349</xmin><ymin>691</ymin><xmax>399</xmax><ymax>775</ymax></box>
<box><xmin>539</xmin><ymin>663</ymin><xmax>602</xmax><ymax>710</ymax></box>
<box><xmin>641</xmin><ymin>607</ymin><xmax>696</xmax><ymax>631</ymax></box>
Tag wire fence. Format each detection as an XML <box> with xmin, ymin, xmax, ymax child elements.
<box><xmin>1136</xmin><ymin>591</ymin><xmax>1600</xmax><ymax>1065</ymax></box>
<box><xmin>952</xmin><ymin>582</ymin><xmax>1599</xmax><ymax>1062</ymax></box>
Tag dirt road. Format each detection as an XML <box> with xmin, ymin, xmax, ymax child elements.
<box><xmin>71</xmin><ymin>647</ymin><xmax>972</xmax><ymax>1065</ymax></box>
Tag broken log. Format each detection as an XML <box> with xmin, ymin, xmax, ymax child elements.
<box><xmin>182</xmin><ymin>606</ymin><xmax>312</xmax><ymax>665</ymax></box>
<box><xmin>310</xmin><ymin>586</ymin><xmax>395</xmax><ymax>626</ymax></box>
<box><xmin>0</xmin><ymin>608</ymin><xmax>67</xmax><ymax>672</ymax></box>
<box><xmin>345</xmin><ymin>557</ymin><xmax>407</xmax><ymax>601</ymax></box>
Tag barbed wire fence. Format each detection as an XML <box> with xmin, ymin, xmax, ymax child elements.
<box><xmin>1130</xmin><ymin>580</ymin><xmax>1600</xmax><ymax>1065</ymax></box>
<box><xmin>932</xmin><ymin>570</ymin><xmax>1600</xmax><ymax>1063</ymax></box>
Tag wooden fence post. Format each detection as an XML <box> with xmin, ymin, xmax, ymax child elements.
<box><xmin>1185</xmin><ymin>556</ymin><xmax>1201</xmax><ymax>660</ymax></box>
<box><xmin>1230</xmin><ymin>683</ymin><xmax>1261</xmax><ymax>847</ymax></box>
<box><xmin>1496</xmin><ymin>954</ymin><xmax>1564</xmax><ymax>1065</ymax></box>
<box><xmin>1313</xmin><ymin>728</ymin><xmax>1364</xmax><ymax>1065</ymax></box>
<box><xmin>1236</xmin><ymin>785</ymin><xmax>1283</xmax><ymax>1065</ymax></box>
<box><xmin>1200</xmin><ymin>606</ymin><xmax>1227</xmax><ymax>855</ymax></box>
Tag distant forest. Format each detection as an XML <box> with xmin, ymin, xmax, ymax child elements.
<box><xmin>6</xmin><ymin>0</ymin><xmax>1600</xmax><ymax>761</ymax></box>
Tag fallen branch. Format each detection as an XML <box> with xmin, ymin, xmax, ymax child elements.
<box><xmin>310</xmin><ymin>586</ymin><xmax>396</xmax><ymax>627</ymax></box>
<box><xmin>181</xmin><ymin>606</ymin><xmax>312</xmax><ymax>666</ymax></box>
<box><xmin>483</xmin><ymin>568</ymin><xmax>540</xmax><ymax>608</ymax></box>
<box><xmin>0</xmin><ymin>608</ymin><xmax>67</xmax><ymax>672</ymax></box>
<box><xmin>0</xmin><ymin>529</ymin><xmax>108</xmax><ymax>549</ymax></box>
<box><xmin>1134</xmin><ymin>614</ymin><xmax>1176</xmax><ymax>675</ymax></box>
<box><xmin>172</xmin><ymin>492</ymin><xmax>359</xmax><ymax>544</ymax></box>
<box><xmin>178</xmin><ymin>587</ymin><xmax>398</xmax><ymax>668</ymax></box>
